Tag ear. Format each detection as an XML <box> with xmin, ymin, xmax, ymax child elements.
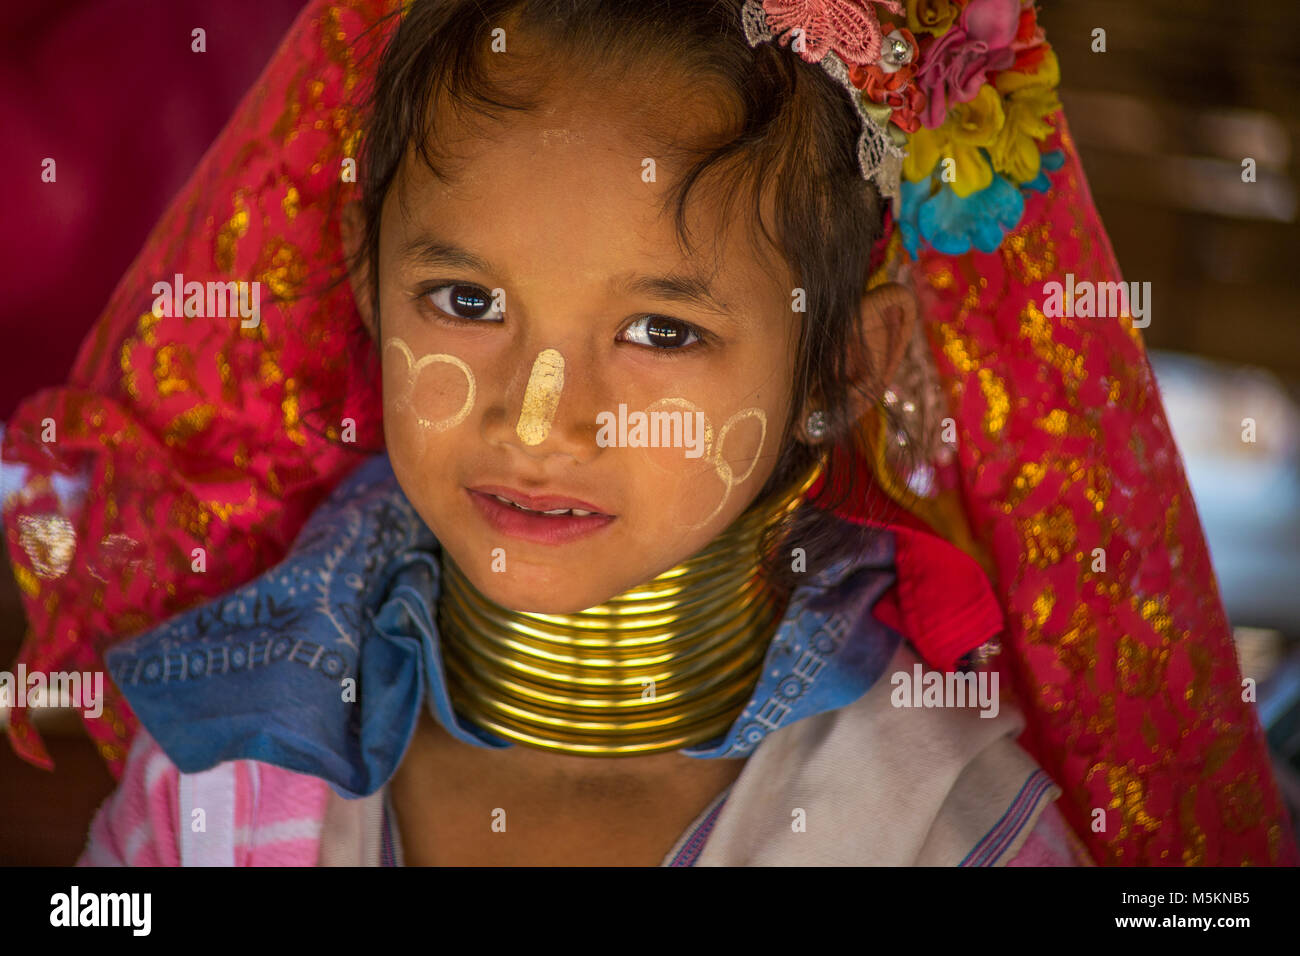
<box><xmin>340</xmin><ymin>199</ymin><xmax>378</xmax><ymax>340</ymax></box>
<box><xmin>854</xmin><ymin>281</ymin><xmax>918</xmax><ymax>394</ymax></box>
<box><xmin>795</xmin><ymin>281</ymin><xmax>918</xmax><ymax>442</ymax></box>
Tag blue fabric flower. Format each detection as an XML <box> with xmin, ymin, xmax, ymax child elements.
<box><xmin>898</xmin><ymin>149</ymin><xmax>1064</xmax><ymax>257</ymax></box>
<box><xmin>919</xmin><ymin>173</ymin><xmax>1026</xmax><ymax>256</ymax></box>
<box><xmin>1021</xmin><ymin>149</ymin><xmax>1065</xmax><ymax>193</ymax></box>
<box><xmin>898</xmin><ymin>177</ymin><xmax>931</xmax><ymax>259</ymax></box>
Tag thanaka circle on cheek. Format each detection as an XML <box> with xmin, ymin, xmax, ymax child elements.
<box><xmin>674</xmin><ymin>406</ymin><xmax>769</xmax><ymax>532</ymax></box>
<box><xmin>606</xmin><ymin>400</ymin><xmax>769</xmax><ymax>528</ymax></box>
<box><xmin>382</xmin><ymin>338</ymin><xmax>476</xmax><ymax>464</ymax></box>
<box><xmin>629</xmin><ymin>397</ymin><xmax>715</xmax><ymax>476</ymax></box>
<box><xmin>715</xmin><ymin>407</ymin><xmax>767</xmax><ymax>487</ymax></box>
<box><xmin>516</xmin><ymin>348</ymin><xmax>565</xmax><ymax>446</ymax></box>
<box><xmin>383</xmin><ymin>337</ymin><xmax>477</xmax><ymax>433</ymax></box>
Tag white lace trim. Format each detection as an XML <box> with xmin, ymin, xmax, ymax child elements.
<box><xmin>741</xmin><ymin>0</ymin><xmax>905</xmax><ymax>211</ymax></box>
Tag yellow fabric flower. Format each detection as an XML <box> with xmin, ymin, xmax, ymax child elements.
<box><xmin>905</xmin><ymin>0</ymin><xmax>961</xmax><ymax>37</ymax></box>
<box><xmin>990</xmin><ymin>49</ymin><xmax>1062</xmax><ymax>183</ymax></box>
<box><xmin>902</xmin><ymin>85</ymin><xmax>1005</xmax><ymax>197</ymax></box>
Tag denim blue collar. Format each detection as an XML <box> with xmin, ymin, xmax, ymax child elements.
<box><xmin>106</xmin><ymin>454</ymin><xmax>901</xmax><ymax>797</ymax></box>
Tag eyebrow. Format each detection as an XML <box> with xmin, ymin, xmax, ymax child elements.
<box><xmin>398</xmin><ymin>237</ymin><xmax>495</xmax><ymax>274</ymax></box>
<box><xmin>397</xmin><ymin>234</ymin><xmax>735</xmax><ymax>317</ymax></box>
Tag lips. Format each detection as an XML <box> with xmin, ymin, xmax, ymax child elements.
<box><xmin>484</xmin><ymin>493</ymin><xmax>598</xmax><ymax>517</ymax></box>
<box><xmin>467</xmin><ymin>485</ymin><xmax>616</xmax><ymax>545</ymax></box>
<box><xmin>469</xmin><ymin>485</ymin><xmax>612</xmax><ymax>516</ymax></box>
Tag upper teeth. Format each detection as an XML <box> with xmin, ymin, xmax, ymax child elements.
<box><xmin>493</xmin><ymin>494</ymin><xmax>594</xmax><ymax>517</ymax></box>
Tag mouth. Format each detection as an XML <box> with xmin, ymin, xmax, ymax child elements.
<box><xmin>467</xmin><ymin>485</ymin><xmax>616</xmax><ymax>545</ymax></box>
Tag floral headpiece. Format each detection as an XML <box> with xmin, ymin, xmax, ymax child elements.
<box><xmin>742</xmin><ymin>0</ymin><xmax>1063</xmax><ymax>257</ymax></box>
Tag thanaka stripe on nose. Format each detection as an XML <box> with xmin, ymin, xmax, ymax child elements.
<box><xmin>515</xmin><ymin>348</ymin><xmax>566</xmax><ymax>445</ymax></box>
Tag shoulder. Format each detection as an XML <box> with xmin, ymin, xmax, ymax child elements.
<box><xmin>79</xmin><ymin>728</ymin><xmax>332</xmax><ymax>867</ymax></box>
<box><xmin>695</xmin><ymin>641</ymin><xmax>1077</xmax><ymax>865</ymax></box>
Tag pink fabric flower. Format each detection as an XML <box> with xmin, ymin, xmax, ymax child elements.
<box><xmin>913</xmin><ymin>0</ymin><xmax>1019</xmax><ymax>129</ymax></box>
<box><xmin>763</xmin><ymin>0</ymin><xmax>905</xmax><ymax>67</ymax></box>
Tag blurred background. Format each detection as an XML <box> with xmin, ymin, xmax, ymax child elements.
<box><xmin>1037</xmin><ymin>0</ymin><xmax>1300</xmax><ymax>839</ymax></box>
<box><xmin>1</xmin><ymin>0</ymin><xmax>1298</xmax><ymax>864</ymax></box>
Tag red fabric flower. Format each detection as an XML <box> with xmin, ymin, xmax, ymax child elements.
<box><xmin>848</xmin><ymin>28</ymin><xmax>927</xmax><ymax>132</ymax></box>
<box><xmin>1009</xmin><ymin>4</ymin><xmax>1048</xmax><ymax>74</ymax></box>
<box><xmin>886</xmin><ymin>83</ymin><xmax>927</xmax><ymax>132</ymax></box>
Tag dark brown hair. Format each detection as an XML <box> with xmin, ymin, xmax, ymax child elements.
<box><xmin>351</xmin><ymin>0</ymin><xmax>906</xmax><ymax>592</ymax></box>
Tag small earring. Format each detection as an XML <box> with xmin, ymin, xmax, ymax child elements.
<box><xmin>805</xmin><ymin>409</ymin><xmax>828</xmax><ymax>441</ymax></box>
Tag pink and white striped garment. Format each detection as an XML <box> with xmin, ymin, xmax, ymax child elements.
<box><xmin>78</xmin><ymin>729</ymin><xmax>329</xmax><ymax>867</ymax></box>
<box><xmin>79</xmin><ymin>728</ymin><xmax>1091</xmax><ymax>866</ymax></box>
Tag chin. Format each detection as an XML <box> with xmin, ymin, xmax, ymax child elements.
<box><xmin>468</xmin><ymin>569</ymin><xmax>618</xmax><ymax>615</ymax></box>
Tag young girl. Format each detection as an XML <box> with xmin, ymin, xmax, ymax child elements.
<box><xmin>4</xmin><ymin>0</ymin><xmax>1294</xmax><ymax>866</ymax></box>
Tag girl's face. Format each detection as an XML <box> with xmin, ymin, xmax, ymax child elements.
<box><xmin>363</xmin><ymin>74</ymin><xmax>806</xmax><ymax>614</ymax></box>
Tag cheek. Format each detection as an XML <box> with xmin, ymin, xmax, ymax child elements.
<box><xmin>624</xmin><ymin>396</ymin><xmax>772</xmax><ymax>532</ymax></box>
<box><xmin>637</xmin><ymin>398</ymin><xmax>714</xmax><ymax>476</ymax></box>
<box><xmin>382</xmin><ymin>337</ymin><xmax>478</xmax><ymax>463</ymax></box>
<box><xmin>682</xmin><ymin>406</ymin><xmax>768</xmax><ymax>528</ymax></box>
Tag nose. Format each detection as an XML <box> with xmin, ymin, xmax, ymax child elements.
<box><xmin>484</xmin><ymin>345</ymin><xmax>603</xmax><ymax>465</ymax></box>
<box><xmin>515</xmin><ymin>348</ymin><xmax>566</xmax><ymax>446</ymax></box>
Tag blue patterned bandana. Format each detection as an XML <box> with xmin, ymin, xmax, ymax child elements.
<box><xmin>106</xmin><ymin>454</ymin><xmax>902</xmax><ymax>797</ymax></box>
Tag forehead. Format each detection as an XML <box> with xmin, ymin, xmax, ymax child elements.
<box><xmin>382</xmin><ymin>62</ymin><xmax>789</xmax><ymax>298</ymax></box>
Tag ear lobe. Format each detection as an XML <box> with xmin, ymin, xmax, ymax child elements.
<box><xmin>340</xmin><ymin>200</ymin><xmax>377</xmax><ymax>340</ymax></box>
<box><xmin>794</xmin><ymin>282</ymin><xmax>920</xmax><ymax>444</ymax></box>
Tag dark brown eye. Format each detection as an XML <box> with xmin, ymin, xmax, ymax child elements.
<box><xmin>428</xmin><ymin>284</ymin><xmax>502</xmax><ymax>321</ymax></box>
<box><xmin>622</xmin><ymin>315</ymin><xmax>699</xmax><ymax>349</ymax></box>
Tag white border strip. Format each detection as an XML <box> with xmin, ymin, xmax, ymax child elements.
<box><xmin>178</xmin><ymin>763</ymin><xmax>237</xmax><ymax>867</ymax></box>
